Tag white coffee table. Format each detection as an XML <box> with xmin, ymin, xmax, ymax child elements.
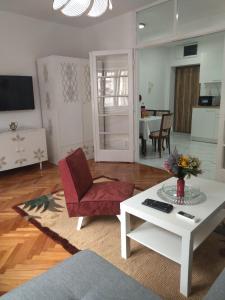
<box><xmin>120</xmin><ymin>177</ymin><xmax>225</xmax><ymax>297</ymax></box>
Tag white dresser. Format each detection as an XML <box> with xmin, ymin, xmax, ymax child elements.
<box><xmin>0</xmin><ymin>128</ymin><xmax>48</xmax><ymax>171</ymax></box>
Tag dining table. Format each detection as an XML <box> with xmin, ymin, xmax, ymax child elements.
<box><xmin>139</xmin><ymin>116</ymin><xmax>162</xmax><ymax>155</ymax></box>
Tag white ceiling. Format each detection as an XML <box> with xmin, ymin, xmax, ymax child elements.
<box><xmin>0</xmin><ymin>0</ymin><xmax>154</xmax><ymax>28</ymax></box>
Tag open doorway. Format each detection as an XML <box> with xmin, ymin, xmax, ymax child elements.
<box><xmin>137</xmin><ymin>31</ymin><xmax>224</xmax><ymax>179</ymax></box>
<box><xmin>174</xmin><ymin>65</ymin><xmax>200</xmax><ymax>133</ymax></box>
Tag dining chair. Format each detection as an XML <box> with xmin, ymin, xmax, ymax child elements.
<box><xmin>59</xmin><ymin>148</ymin><xmax>135</xmax><ymax>230</ymax></box>
<box><xmin>146</xmin><ymin>109</ymin><xmax>156</xmax><ymax>116</ymax></box>
<box><xmin>149</xmin><ymin>113</ymin><xmax>173</xmax><ymax>158</ymax></box>
<box><xmin>155</xmin><ymin>110</ymin><xmax>170</xmax><ymax>116</ymax></box>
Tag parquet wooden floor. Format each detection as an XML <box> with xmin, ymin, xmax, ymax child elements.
<box><xmin>0</xmin><ymin>161</ymin><xmax>170</xmax><ymax>296</ymax></box>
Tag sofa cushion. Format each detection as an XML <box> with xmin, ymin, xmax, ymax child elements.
<box><xmin>204</xmin><ymin>268</ymin><xmax>225</xmax><ymax>300</ymax></box>
<box><xmin>1</xmin><ymin>250</ymin><xmax>160</xmax><ymax>300</ymax></box>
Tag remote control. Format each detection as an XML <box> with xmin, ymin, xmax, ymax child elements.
<box><xmin>176</xmin><ymin>211</ymin><xmax>198</xmax><ymax>223</ymax></box>
<box><xmin>142</xmin><ymin>199</ymin><xmax>173</xmax><ymax>213</ymax></box>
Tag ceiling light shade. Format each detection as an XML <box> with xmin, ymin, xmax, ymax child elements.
<box><xmin>53</xmin><ymin>0</ymin><xmax>69</xmax><ymax>10</ymax></box>
<box><xmin>61</xmin><ymin>0</ymin><xmax>91</xmax><ymax>17</ymax></box>
<box><xmin>53</xmin><ymin>0</ymin><xmax>113</xmax><ymax>18</ymax></box>
<box><xmin>88</xmin><ymin>0</ymin><xmax>109</xmax><ymax>17</ymax></box>
<box><xmin>138</xmin><ymin>23</ymin><xmax>145</xmax><ymax>29</ymax></box>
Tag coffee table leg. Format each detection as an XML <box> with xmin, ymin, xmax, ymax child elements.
<box><xmin>180</xmin><ymin>233</ymin><xmax>193</xmax><ymax>297</ymax></box>
<box><xmin>121</xmin><ymin>209</ymin><xmax>131</xmax><ymax>259</ymax></box>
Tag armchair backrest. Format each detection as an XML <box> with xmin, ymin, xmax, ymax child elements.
<box><xmin>59</xmin><ymin>148</ymin><xmax>93</xmax><ymax>204</ymax></box>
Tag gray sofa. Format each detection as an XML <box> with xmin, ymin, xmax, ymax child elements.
<box><xmin>1</xmin><ymin>250</ymin><xmax>225</xmax><ymax>300</ymax></box>
<box><xmin>204</xmin><ymin>267</ymin><xmax>225</xmax><ymax>300</ymax></box>
<box><xmin>1</xmin><ymin>250</ymin><xmax>160</xmax><ymax>300</ymax></box>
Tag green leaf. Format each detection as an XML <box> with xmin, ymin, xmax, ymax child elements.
<box><xmin>43</xmin><ymin>201</ymin><xmax>49</xmax><ymax>212</ymax></box>
<box><xmin>23</xmin><ymin>194</ymin><xmax>63</xmax><ymax>213</ymax></box>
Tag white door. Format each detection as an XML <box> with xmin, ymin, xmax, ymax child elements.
<box><xmin>90</xmin><ymin>50</ymin><xmax>134</xmax><ymax>162</ymax></box>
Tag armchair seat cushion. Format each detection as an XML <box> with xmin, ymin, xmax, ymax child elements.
<box><xmin>83</xmin><ymin>181</ymin><xmax>134</xmax><ymax>202</ymax></box>
<box><xmin>67</xmin><ymin>181</ymin><xmax>134</xmax><ymax>217</ymax></box>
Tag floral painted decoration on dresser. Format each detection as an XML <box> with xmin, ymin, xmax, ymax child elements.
<box><xmin>12</xmin><ymin>134</ymin><xmax>25</xmax><ymax>142</ymax></box>
<box><xmin>34</xmin><ymin>149</ymin><xmax>45</xmax><ymax>161</ymax></box>
<box><xmin>0</xmin><ymin>157</ymin><xmax>6</xmax><ymax>169</ymax></box>
<box><xmin>15</xmin><ymin>158</ymin><xmax>27</xmax><ymax>165</ymax></box>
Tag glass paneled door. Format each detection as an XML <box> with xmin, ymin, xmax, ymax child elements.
<box><xmin>90</xmin><ymin>50</ymin><xmax>134</xmax><ymax>162</ymax></box>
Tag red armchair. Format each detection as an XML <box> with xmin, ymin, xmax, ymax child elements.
<box><xmin>58</xmin><ymin>148</ymin><xmax>134</xmax><ymax>230</ymax></box>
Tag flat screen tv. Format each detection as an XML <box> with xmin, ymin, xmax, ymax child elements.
<box><xmin>0</xmin><ymin>76</ymin><xmax>35</xmax><ymax>111</ymax></box>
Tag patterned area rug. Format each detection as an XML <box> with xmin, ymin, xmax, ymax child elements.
<box><xmin>14</xmin><ymin>177</ymin><xmax>225</xmax><ymax>300</ymax></box>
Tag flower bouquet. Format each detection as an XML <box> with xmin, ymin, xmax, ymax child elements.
<box><xmin>164</xmin><ymin>149</ymin><xmax>202</xmax><ymax>198</ymax></box>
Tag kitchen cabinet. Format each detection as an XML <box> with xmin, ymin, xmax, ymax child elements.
<box><xmin>200</xmin><ymin>51</ymin><xmax>223</xmax><ymax>84</ymax></box>
<box><xmin>191</xmin><ymin>107</ymin><xmax>219</xmax><ymax>143</ymax></box>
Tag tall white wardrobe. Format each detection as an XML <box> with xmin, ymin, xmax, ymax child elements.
<box><xmin>37</xmin><ymin>56</ymin><xmax>93</xmax><ymax>164</ymax></box>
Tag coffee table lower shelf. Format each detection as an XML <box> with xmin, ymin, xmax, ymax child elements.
<box><xmin>127</xmin><ymin>222</ymin><xmax>182</xmax><ymax>263</ymax></box>
<box><xmin>127</xmin><ymin>210</ymin><xmax>225</xmax><ymax>265</ymax></box>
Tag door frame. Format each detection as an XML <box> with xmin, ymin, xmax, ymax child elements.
<box><xmin>134</xmin><ymin>33</ymin><xmax>225</xmax><ymax>169</ymax></box>
<box><xmin>134</xmin><ymin>0</ymin><xmax>225</xmax><ymax>172</ymax></box>
<box><xmin>90</xmin><ymin>49</ymin><xmax>135</xmax><ymax>162</ymax></box>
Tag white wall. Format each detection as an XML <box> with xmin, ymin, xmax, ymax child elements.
<box><xmin>82</xmin><ymin>12</ymin><xmax>136</xmax><ymax>56</ymax></box>
<box><xmin>0</xmin><ymin>11</ymin><xmax>84</xmax><ymax>132</ymax></box>
<box><xmin>138</xmin><ymin>47</ymin><xmax>169</xmax><ymax>110</ymax></box>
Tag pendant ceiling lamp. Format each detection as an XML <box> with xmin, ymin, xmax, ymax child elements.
<box><xmin>53</xmin><ymin>0</ymin><xmax>113</xmax><ymax>17</ymax></box>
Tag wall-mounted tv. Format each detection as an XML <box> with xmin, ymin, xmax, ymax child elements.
<box><xmin>0</xmin><ymin>76</ymin><xmax>35</xmax><ymax>111</ymax></box>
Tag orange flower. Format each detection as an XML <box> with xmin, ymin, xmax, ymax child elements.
<box><xmin>178</xmin><ymin>156</ymin><xmax>189</xmax><ymax>168</ymax></box>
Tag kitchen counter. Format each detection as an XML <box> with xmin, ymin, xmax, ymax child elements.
<box><xmin>192</xmin><ymin>106</ymin><xmax>220</xmax><ymax>109</ymax></box>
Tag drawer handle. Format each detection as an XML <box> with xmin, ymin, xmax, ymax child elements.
<box><xmin>12</xmin><ymin>135</ymin><xmax>26</xmax><ymax>142</ymax></box>
<box><xmin>0</xmin><ymin>156</ymin><xmax>7</xmax><ymax>169</ymax></box>
<box><xmin>16</xmin><ymin>148</ymin><xmax>25</xmax><ymax>153</ymax></box>
<box><xmin>15</xmin><ymin>158</ymin><xmax>27</xmax><ymax>165</ymax></box>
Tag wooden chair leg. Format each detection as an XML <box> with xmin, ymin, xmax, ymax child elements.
<box><xmin>166</xmin><ymin>137</ymin><xmax>169</xmax><ymax>149</ymax></box>
<box><xmin>162</xmin><ymin>138</ymin><xmax>165</xmax><ymax>151</ymax></box>
<box><xmin>154</xmin><ymin>139</ymin><xmax>157</xmax><ymax>152</ymax></box>
<box><xmin>168</xmin><ymin>135</ymin><xmax>171</xmax><ymax>154</ymax></box>
<box><xmin>158</xmin><ymin>138</ymin><xmax>162</xmax><ymax>158</ymax></box>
